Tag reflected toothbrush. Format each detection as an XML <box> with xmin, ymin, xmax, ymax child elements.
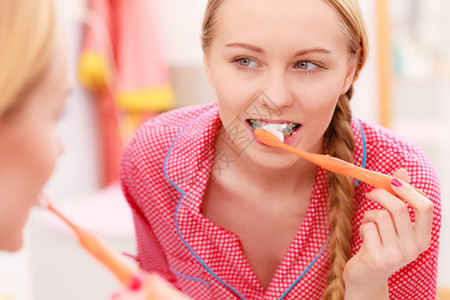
<box><xmin>38</xmin><ymin>194</ymin><xmax>138</xmax><ymax>287</ymax></box>
<box><xmin>38</xmin><ymin>194</ymin><xmax>190</xmax><ymax>300</ymax></box>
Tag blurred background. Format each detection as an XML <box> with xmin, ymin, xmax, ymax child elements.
<box><xmin>0</xmin><ymin>0</ymin><xmax>449</xmax><ymax>299</ymax></box>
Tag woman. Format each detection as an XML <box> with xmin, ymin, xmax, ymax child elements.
<box><xmin>0</xmin><ymin>0</ymin><xmax>67</xmax><ymax>252</ymax></box>
<box><xmin>120</xmin><ymin>0</ymin><xmax>441</xmax><ymax>299</ymax></box>
<box><xmin>0</xmin><ymin>1</ymin><xmax>187</xmax><ymax>299</ymax></box>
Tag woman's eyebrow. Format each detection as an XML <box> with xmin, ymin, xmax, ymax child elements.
<box><xmin>225</xmin><ymin>42</ymin><xmax>264</xmax><ymax>53</ymax></box>
<box><xmin>294</xmin><ymin>48</ymin><xmax>333</xmax><ymax>56</ymax></box>
<box><xmin>225</xmin><ymin>42</ymin><xmax>333</xmax><ymax>56</ymax></box>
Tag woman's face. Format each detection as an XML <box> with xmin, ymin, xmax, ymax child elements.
<box><xmin>0</xmin><ymin>32</ymin><xmax>70</xmax><ymax>251</ymax></box>
<box><xmin>204</xmin><ymin>0</ymin><xmax>358</xmax><ymax>169</ymax></box>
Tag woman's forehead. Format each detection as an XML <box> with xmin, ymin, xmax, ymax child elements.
<box><xmin>212</xmin><ymin>0</ymin><xmax>346</xmax><ymax>51</ymax></box>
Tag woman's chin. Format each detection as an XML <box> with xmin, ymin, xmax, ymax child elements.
<box><xmin>246</xmin><ymin>144</ymin><xmax>300</xmax><ymax>170</ymax></box>
<box><xmin>0</xmin><ymin>235</ymin><xmax>24</xmax><ymax>252</ymax></box>
<box><xmin>0</xmin><ymin>217</ymin><xmax>27</xmax><ymax>252</ymax></box>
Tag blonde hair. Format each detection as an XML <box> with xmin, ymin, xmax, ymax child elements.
<box><xmin>321</xmin><ymin>1</ymin><xmax>367</xmax><ymax>299</ymax></box>
<box><xmin>0</xmin><ymin>0</ymin><xmax>56</xmax><ymax>117</ymax></box>
<box><xmin>201</xmin><ymin>0</ymin><xmax>222</xmax><ymax>55</ymax></box>
<box><xmin>201</xmin><ymin>1</ymin><xmax>369</xmax><ymax>299</ymax></box>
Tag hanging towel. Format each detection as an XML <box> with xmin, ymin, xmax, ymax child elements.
<box><xmin>78</xmin><ymin>0</ymin><xmax>174</xmax><ymax>186</ymax></box>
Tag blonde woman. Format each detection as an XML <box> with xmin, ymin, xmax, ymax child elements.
<box><xmin>0</xmin><ymin>0</ymin><xmax>68</xmax><ymax>252</ymax></box>
<box><xmin>0</xmin><ymin>1</ymin><xmax>188</xmax><ymax>299</ymax></box>
<box><xmin>121</xmin><ymin>0</ymin><xmax>440</xmax><ymax>299</ymax></box>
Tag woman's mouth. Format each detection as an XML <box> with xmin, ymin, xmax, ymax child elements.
<box><xmin>247</xmin><ymin>119</ymin><xmax>302</xmax><ymax>142</ymax></box>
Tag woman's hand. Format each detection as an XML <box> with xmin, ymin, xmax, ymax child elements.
<box><xmin>343</xmin><ymin>169</ymin><xmax>434</xmax><ymax>300</ymax></box>
<box><xmin>111</xmin><ymin>272</ymin><xmax>191</xmax><ymax>300</ymax></box>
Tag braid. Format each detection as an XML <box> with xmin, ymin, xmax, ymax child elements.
<box><xmin>322</xmin><ymin>90</ymin><xmax>355</xmax><ymax>300</ymax></box>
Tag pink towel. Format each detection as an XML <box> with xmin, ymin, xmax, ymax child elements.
<box><xmin>78</xmin><ymin>0</ymin><xmax>174</xmax><ymax>186</ymax></box>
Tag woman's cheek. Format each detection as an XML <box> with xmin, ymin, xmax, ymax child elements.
<box><xmin>52</xmin><ymin>129</ymin><xmax>64</xmax><ymax>158</ymax></box>
<box><xmin>217</xmin><ymin>79</ymin><xmax>258</xmax><ymax>112</ymax></box>
<box><xmin>44</xmin><ymin>130</ymin><xmax>62</xmax><ymax>177</ymax></box>
<box><xmin>298</xmin><ymin>81</ymin><xmax>341</xmax><ymax>112</ymax></box>
<box><xmin>30</xmin><ymin>127</ymin><xmax>60</xmax><ymax>189</ymax></box>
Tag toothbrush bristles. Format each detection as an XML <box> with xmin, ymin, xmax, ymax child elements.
<box><xmin>254</xmin><ymin>129</ymin><xmax>283</xmax><ymax>146</ymax></box>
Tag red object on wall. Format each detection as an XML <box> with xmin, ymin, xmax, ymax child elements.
<box><xmin>78</xmin><ymin>0</ymin><xmax>174</xmax><ymax>186</ymax></box>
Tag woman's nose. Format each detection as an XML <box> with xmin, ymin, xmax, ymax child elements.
<box><xmin>263</xmin><ymin>70</ymin><xmax>294</xmax><ymax>109</ymax></box>
<box><xmin>56</xmin><ymin>134</ymin><xmax>64</xmax><ymax>157</ymax></box>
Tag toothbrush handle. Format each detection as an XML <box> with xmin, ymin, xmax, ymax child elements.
<box><xmin>321</xmin><ymin>154</ymin><xmax>428</xmax><ymax>197</ymax></box>
<box><xmin>48</xmin><ymin>206</ymin><xmax>137</xmax><ymax>286</ymax></box>
<box><xmin>46</xmin><ymin>202</ymin><xmax>164</xmax><ymax>299</ymax></box>
<box><xmin>75</xmin><ymin>226</ymin><xmax>137</xmax><ymax>287</ymax></box>
<box><xmin>280</xmin><ymin>143</ymin><xmax>427</xmax><ymax>197</ymax></box>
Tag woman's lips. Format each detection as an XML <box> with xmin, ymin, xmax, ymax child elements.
<box><xmin>246</xmin><ymin>119</ymin><xmax>302</xmax><ymax>145</ymax></box>
<box><xmin>247</xmin><ymin>119</ymin><xmax>301</xmax><ymax>137</ymax></box>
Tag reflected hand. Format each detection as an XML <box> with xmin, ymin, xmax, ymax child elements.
<box><xmin>111</xmin><ymin>272</ymin><xmax>191</xmax><ymax>300</ymax></box>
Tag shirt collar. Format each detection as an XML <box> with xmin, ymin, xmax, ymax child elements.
<box><xmin>163</xmin><ymin>104</ymin><xmax>222</xmax><ymax>213</ymax></box>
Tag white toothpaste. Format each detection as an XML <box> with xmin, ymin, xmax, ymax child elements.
<box><xmin>261</xmin><ymin>123</ymin><xmax>285</xmax><ymax>143</ymax></box>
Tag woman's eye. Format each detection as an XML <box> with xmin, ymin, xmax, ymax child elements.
<box><xmin>296</xmin><ymin>61</ymin><xmax>319</xmax><ymax>71</ymax></box>
<box><xmin>237</xmin><ymin>58</ymin><xmax>258</xmax><ymax>68</ymax></box>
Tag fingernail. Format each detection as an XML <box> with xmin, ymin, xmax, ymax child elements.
<box><xmin>365</xmin><ymin>187</ymin><xmax>373</xmax><ymax>194</ymax></box>
<box><xmin>129</xmin><ymin>275</ymin><xmax>143</xmax><ymax>291</ymax></box>
<box><xmin>391</xmin><ymin>178</ymin><xmax>403</xmax><ymax>188</ymax></box>
<box><xmin>110</xmin><ymin>292</ymin><xmax>120</xmax><ymax>300</ymax></box>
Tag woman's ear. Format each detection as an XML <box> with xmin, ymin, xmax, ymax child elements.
<box><xmin>341</xmin><ymin>54</ymin><xmax>359</xmax><ymax>95</ymax></box>
<box><xmin>203</xmin><ymin>55</ymin><xmax>215</xmax><ymax>87</ymax></box>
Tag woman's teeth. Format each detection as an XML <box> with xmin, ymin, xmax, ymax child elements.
<box><xmin>263</xmin><ymin>125</ymin><xmax>285</xmax><ymax>143</ymax></box>
<box><xmin>248</xmin><ymin>119</ymin><xmax>300</xmax><ymax>138</ymax></box>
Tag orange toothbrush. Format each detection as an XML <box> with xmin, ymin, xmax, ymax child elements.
<box><xmin>39</xmin><ymin>194</ymin><xmax>137</xmax><ymax>287</ymax></box>
<box><xmin>39</xmin><ymin>194</ymin><xmax>190</xmax><ymax>300</ymax></box>
<box><xmin>254</xmin><ymin>129</ymin><xmax>427</xmax><ymax>197</ymax></box>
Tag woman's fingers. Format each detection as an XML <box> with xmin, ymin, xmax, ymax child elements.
<box><xmin>360</xmin><ymin>222</ymin><xmax>383</xmax><ymax>259</ymax></box>
<box><xmin>362</xmin><ymin>210</ymin><xmax>398</xmax><ymax>247</ymax></box>
<box><xmin>392</xmin><ymin>168</ymin><xmax>410</xmax><ymax>184</ymax></box>
<box><xmin>365</xmin><ymin>174</ymin><xmax>433</xmax><ymax>254</ymax></box>
<box><xmin>347</xmin><ymin>168</ymin><xmax>434</xmax><ymax>288</ymax></box>
<box><xmin>359</xmin><ymin>221</ymin><xmax>404</xmax><ymax>271</ymax></box>
<box><xmin>111</xmin><ymin>273</ymin><xmax>191</xmax><ymax>300</ymax></box>
<box><xmin>362</xmin><ymin>208</ymin><xmax>421</xmax><ymax>264</ymax></box>
<box><xmin>390</xmin><ymin>178</ymin><xmax>433</xmax><ymax>251</ymax></box>
<box><xmin>366</xmin><ymin>189</ymin><xmax>416</xmax><ymax>244</ymax></box>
